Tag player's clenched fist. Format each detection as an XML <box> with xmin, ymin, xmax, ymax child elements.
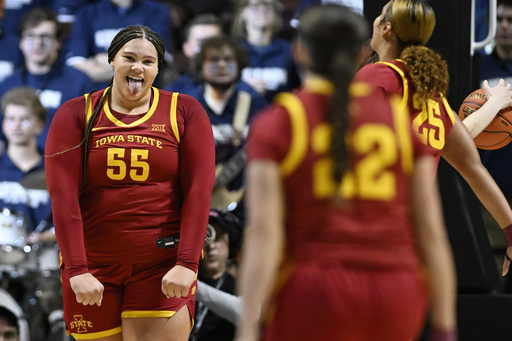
<box><xmin>162</xmin><ymin>265</ymin><xmax>196</xmax><ymax>298</ymax></box>
<box><xmin>70</xmin><ymin>273</ymin><xmax>104</xmax><ymax>306</ymax></box>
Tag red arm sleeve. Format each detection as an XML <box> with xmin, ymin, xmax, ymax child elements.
<box><xmin>44</xmin><ymin>97</ymin><xmax>88</xmax><ymax>277</ymax></box>
<box><xmin>175</xmin><ymin>95</ymin><xmax>216</xmax><ymax>272</ymax></box>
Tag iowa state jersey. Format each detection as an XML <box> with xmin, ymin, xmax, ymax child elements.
<box><xmin>247</xmin><ymin>79</ymin><xmax>429</xmax><ymax>268</ymax></box>
<box><xmin>354</xmin><ymin>60</ymin><xmax>456</xmax><ymax>166</ymax></box>
<box><xmin>81</xmin><ymin>88</ymin><xmax>184</xmax><ymax>260</ymax></box>
<box><xmin>45</xmin><ymin>87</ymin><xmax>215</xmax><ymax>275</ymax></box>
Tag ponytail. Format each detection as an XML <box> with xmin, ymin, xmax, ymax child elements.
<box><xmin>401</xmin><ymin>46</ymin><xmax>448</xmax><ymax>103</ymax></box>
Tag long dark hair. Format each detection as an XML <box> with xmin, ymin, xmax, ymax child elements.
<box><xmin>297</xmin><ymin>4</ymin><xmax>368</xmax><ymax>182</ymax></box>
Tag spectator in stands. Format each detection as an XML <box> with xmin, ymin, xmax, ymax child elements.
<box><xmin>0</xmin><ymin>7</ymin><xmax>94</xmax><ymax>152</ymax></box>
<box><xmin>166</xmin><ymin>14</ymin><xmax>223</xmax><ymax>94</ymax></box>
<box><xmin>50</xmin><ymin>0</ymin><xmax>88</xmax><ymax>26</ymax></box>
<box><xmin>191</xmin><ymin>35</ymin><xmax>267</xmax><ymax>214</ymax></box>
<box><xmin>0</xmin><ymin>87</ymin><xmax>53</xmax><ymax>241</ymax></box>
<box><xmin>0</xmin><ymin>0</ymin><xmax>46</xmax><ymax>36</ymax></box>
<box><xmin>479</xmin><ymin>0</ymin><xmax>512</xmax><ymax>87</ymax></box>
<box><xmin>231</xmin><ymin>0</ymin><xmax>300</xmax><ymax>102</ymax></box>
<box><xmin>65</xmin><ymin>0</ymin><xmax>173</xmax><ymax>88</ymax></box>
<box><xmin>0</xmin><ymin>4</ymin><xmax>23</xmax><ymax>84</ymax></box>
<box><xmin>289</xmin><ymin>0</ymin><xmax>364</xmax><ymax>28</ymax></box>
<box><xmin>159</xmin><ymin>0</ymin><xmax>235</xmax><ymax>34</ymax></box>
<box><xmin>0</xmin><ymin>306</ymin><xmax>19</xmax><ymax>341</ymax></box>
<box><xmin>190</xmin><ymin>209</ymin><xmax>243</xmax><ymax>341</ymax></box>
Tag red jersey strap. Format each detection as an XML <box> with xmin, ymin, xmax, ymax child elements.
<box><xmin>273</xmin><ymin>92</ymin><xmax>309</xmax><ymax>177</ymax></box>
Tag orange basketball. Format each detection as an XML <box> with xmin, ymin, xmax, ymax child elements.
<box><xmin>458</xmin><ymin>88</ymin><xmax>512</xmax><ymax>150</ymax></box>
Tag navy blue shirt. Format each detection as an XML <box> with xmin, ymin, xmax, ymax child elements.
<box><xmin>66</xmin><ymin>0</ymin><xmax>173</xmax><ymax>89</ymax></box>
<box><xmin>479</xmin><ymin>50</ymin><xmax>512</xmax><ymax>87</ymax></box>
<box><xmin>0</xmin><ymin>153</ymin><xmax>52</xmax><ymax>232</ymax></box>
<box><xmin>165</xmin><ymin>74</ymin><xmax>200</xmax><ymax>96</ymax></box>
<box><xmin>1</xmin><ymin>0</ymin><xmax>48</xmax><ymax>36</ymax></box>
<box><xmin>0</xmin><ymin>32</ymin><xmax>22</xmax><ymax>83</ymax></box>
<box><xmin>241</xmin><ymin>39</ymin><xmax>300</xmax><ymax>103</ymax></box>
<box><xmin>0</xmin><ymin>63</ymin><xmax>95</xmax><ymax>151</ymax></box>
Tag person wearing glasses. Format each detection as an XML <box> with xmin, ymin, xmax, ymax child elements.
<box><xmin>0</xmin><ymin>7</ymin><xmax>94</xmax><ymax>153</ymax></box>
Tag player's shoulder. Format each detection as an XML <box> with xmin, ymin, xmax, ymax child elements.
<box><xmin>356</xmin><ymin>61</ymin><xmax>401</xmax><ymax>78</ymax></box>
<box><xmin>58</xmin><ymin>94</ymin><xmax>87</xmax><ymax>112</ymax></box>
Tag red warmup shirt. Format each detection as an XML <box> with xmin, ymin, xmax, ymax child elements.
<box><xmin>45</xmin><ymin>88</ymin><xmax>215</xmax><ymax>277</ymax></box>
<box><xmin>354</xmin><ymin>59</ymin><xmax>456</xmax><ymax>168</ymax></box>
<box><xmin>247</xmin><ymin>79</ymin><xmax>430</xmax><ymax>269</ymax></box>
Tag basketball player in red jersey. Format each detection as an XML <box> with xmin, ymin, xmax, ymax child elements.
<box><xmin>235</xmin><ymin>4</ymin><xmax>456</xmax><ymax>341</ymax></box>
<box><xmin>44</xmin><ymin>25</ymin><xmax>215</xmax><ymax>340</ymax></box>
<box><xmin>354</xmin><ymin>0</ymin><xmax>512</xmax><ymax>276</ymax></box>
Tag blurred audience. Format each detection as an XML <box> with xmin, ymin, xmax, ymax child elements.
<box><xmin>0</xmin><ymin>4</ymin><xmax>23</xmax><ymax>84</ymax></box>
<box><xmin>0</xmin><ymin>0</ymin><xmax>47</xmax><ymax>36</ymax></box>
<box><xmin>159</xmin><ymin>0</ymin><xmax>235</xmax><ymax>35</ymax></box>
<box><xmin>65</xmin><ymin>0</ymin><xmax>173</xmax><ymax>88</ymax></box>
<box><xmin>0</xmin><ymin>7</ymin><xmax>94</xmax><ymax>152</ymax></box>
<box><xmin>231</xmin><ymin>0</ymin><xmax>300</xmax><ymax>102</ymax></box>
<box><xmin>166</xmin><ymin>13</ymin><xmax>223</xmax><ymax>93</ymax></box>
<box><xmin>289</xmin><ymin>0</ymin><xmax>364</xmax><ymax>28</ymax></box>
<box><xmin>479</xmin><ymin>0</ymin><xmax>512</xmax><ymax>87</ymax></box>
<box><xmin>0</xmin><ymin>87</ymin><xmax>53</xmax><ymax>242</ymax></box>
<box><xmin>190</xmin><ymin>35</ymin><xmax>267</xmax><ymax>214</ymax></box>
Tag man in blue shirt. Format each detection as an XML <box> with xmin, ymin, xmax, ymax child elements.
<box><xmin>0</xmin><ymin>8</ymin><xmax>94</xmax><ymax>152</ymax></box>
<box><xmin>165</xmin><ymin>13</ymin><xmax>223</xmax><ymax>94</ymax></box>
<box><xmin>190</xmin><ymin>36</ymin><xmax>267</xmax><ymax>218</ymax></box>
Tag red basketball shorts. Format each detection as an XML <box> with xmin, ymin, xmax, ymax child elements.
<box><xmin>263</xmin><ymin>261</ymin><xmax>428</xmax><ymax>341</ymax></box>
<box><xmin>61</xmin><ymin>257</ymin><xmax>196</xmax><ymax>339</ymax></box>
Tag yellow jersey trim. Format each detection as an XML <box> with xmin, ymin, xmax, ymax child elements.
<box><xmin>94</xmin><ymin>87</ymin><xmax>159</xmax><ymax>130</ymax></box>
<box><xmin>349</xmin><ymin>82</ymin><xmax>373</xmax><ymax>97</ymax></box>
<box><xmin>442</xmin><ymin>96</ymin><xmax>456</xmax><ymax>125</ymax></box>
<box><xmin>71</xmin><ymin>326</ymin><xmax>122</xmax><ymax>340</ymax></box>
<box><xmin>122</xmin><ymin>310</ymin><xmax>177</xmax><ymax>318</ymax></box>
<box><xmin>170</xmin><ymin>92</ymin><xmax>180</xmax><ymax>143</ymax></box>
<box><xmin>390</xmin><ymin>95</ymin><xmax>414</xmax><ymax>174</ymax></box>
<box><xmin>274</xmin><ymin>93</ymin><xmax>309</xmax><ymax>177</ymax></box>
<box><xmin>84</xmin><ymin>93</ymin><xmax>93</xmax><ymax>126</ymax></box>
<box><xmin>303</xmin><ymin>78</ymin><xmax>334</xmax><ymax>95</ymax></box>
<box><xmin>377</xmin><ymin>61</ymin><xmax>409</xmax><ymax>112</ymax></box>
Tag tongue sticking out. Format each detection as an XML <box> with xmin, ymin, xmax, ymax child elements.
<box><xmin>128</xmin><ymin>77</ymin><xmax>143</xmax><ymax>95</ymax></box>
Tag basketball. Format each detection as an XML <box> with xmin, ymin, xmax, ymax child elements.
<box><xmin>458</xmin><ymin>88</ymin><xmax>512</xmax><ymax>150</ymax></box>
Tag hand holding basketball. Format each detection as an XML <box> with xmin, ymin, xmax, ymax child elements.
<box><xmin>458</xmin><ymin>79</ymin><xmax>512</xmax><ymax>150</ymax></box>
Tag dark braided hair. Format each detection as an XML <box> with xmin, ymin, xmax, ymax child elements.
<box><xmin>108</xmin><ymin>25</ymin><xmax>166</xmax><ymax>72</ymax></box>
<box><xmin>81</xmin><ymin>25</ymin><xmax>166</xmax><ymax>191</ymax></box>
<box><xmin>297</xmin><ymin>4</ymin><xmax>368</xmax><ymax>183</ymax></box>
